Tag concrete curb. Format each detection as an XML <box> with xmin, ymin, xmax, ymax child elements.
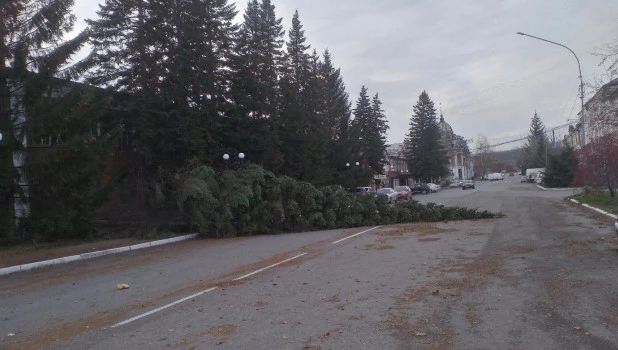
<box><xmin>537</xmin><ymin>185</ymin><xmax>582</xmax><ymax>191</ymax></box>
<box><xmin>0</xmin><ymin>233</ymin><xmax>198</xmax><ymax>277</ymax></box>
<box><xmin>568</xmin><ymin>198</ymin><xmax>617</xmax><ymax>220</ymax></box>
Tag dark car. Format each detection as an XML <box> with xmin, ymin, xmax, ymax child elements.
<box><xmin>462</xmin><ymin>180</ymin><xmax>475</xmax><ymax>190</ymax></box>
<box><xmin>410</xmin><ymin>183</ymin><xmax>431</xmax><ymax>195</ymax></box>
<box><xmin>376</xmin><ymin>188</ymin><xmax>398</xmax><ymax>203</ymax></box>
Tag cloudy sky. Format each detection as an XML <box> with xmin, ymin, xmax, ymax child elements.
<box><xmin>72</xmin><ymin>0</ymin><xmax>618</xmax><ymax>150</ymax></box>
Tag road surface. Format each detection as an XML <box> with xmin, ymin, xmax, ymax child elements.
<box><xmin>1</xmin><ymin>177</ymin><xmax>617</xmax><ymax>349</ymax></box>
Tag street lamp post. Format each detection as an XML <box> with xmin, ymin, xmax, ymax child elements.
<box><xmin>223</xmin><ymin>152</ymin><xmax>245</xmax><ymax>169</ymax></box>
<box><xmin>516</xmin><ymin>32</ymin><xmax>586</xmax><ymax>146</ymax></box>
<box><xmin>346</xmin><ymin>161</ymin><xmax>360</xmax><ymax>189</ymax></box>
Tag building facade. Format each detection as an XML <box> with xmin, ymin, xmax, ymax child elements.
<box><xmin>437</xmin><ymin>114</ymin><xmax>474</xmax><ymax>180</ymax></box>
<box><xmin>383</xmin><ymin>114</ymin><xmax>474</xmax><ymax>187</ymax></box>
<box><xmin>566</xmin><ymin>78</ymin><xmax>618</xmax><ymax>148</ymax></box>
<box><xmin>384</xmin><ymin>143</ymin><xmax>412</xmax><ymax>188</ymax></box>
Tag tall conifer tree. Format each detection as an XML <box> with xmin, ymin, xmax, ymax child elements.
<box><xmin>351</xmin><ymin>86</ymin><xmax>389</xmax><ymax>182</ymax></box>
<box><xmin>278</xmin><ymin>10</ymin><xmax>312</xmax><ymax>179</ymax></box>
<box><xmin>85</xmin><ymin>0</ymin><xmax>238</xmax><ymax>168</ymax></box>
<box><xmin>229</xmin><ymin>0</ymin><xmax>285</xmax><ymax>171</ymax></box>
<box><xmin>1</xmin><ymin>0</ymin><xmax>95</xmax><ymax>240</ymax></box>
<box><xmin>403</xmin><ymin>91</ymin><xmax>449</xmax><ymax>182</ymax></box>
<box><xmin>521</xmin><ymin>111</ymin><xmax>549</xmax><ymax>171</ymax></box>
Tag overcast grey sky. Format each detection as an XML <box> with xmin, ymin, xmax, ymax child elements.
<box><xmin>72</xmin><ymin>0</ymin><xmax>618</xmax><ymax>149</ymax></box>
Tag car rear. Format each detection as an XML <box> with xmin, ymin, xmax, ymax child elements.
<box><xmin>394</xmin><ymin>186</ymin><xmax>411</xmax><ymax>200</ymax></box>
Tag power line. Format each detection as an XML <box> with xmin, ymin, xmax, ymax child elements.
<box><xmin>473</xmin><ymin>121</ymin><xmax>573</xmax><ymax>152</ymax></box>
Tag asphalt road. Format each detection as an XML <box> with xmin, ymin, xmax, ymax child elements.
<box><xmin>2</xmin><ymin>178</ymin><xmax>618</xmax><ymax>349</ymax></box>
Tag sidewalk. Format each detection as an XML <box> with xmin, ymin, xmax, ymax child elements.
<box><xmin>0</xmin><ymin>233</ymin><xmax>198</xmax><ymax>276</ymax></box>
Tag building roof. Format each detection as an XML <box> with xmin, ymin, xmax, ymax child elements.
<box><xmin>437</xmin><ymin>114</ymin><xmax>453</xmax><ymax>135</ymax></box>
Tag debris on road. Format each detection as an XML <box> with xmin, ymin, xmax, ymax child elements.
<box><xmin>116</xmin><ymin>283</ymin><xmax>130</xmax><ymax>290</ymax></box>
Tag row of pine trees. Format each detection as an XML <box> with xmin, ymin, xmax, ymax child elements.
<box><xmin>0</xmin><ymin>0</ymin><xmax>456</xmax><ymax>242</ymax></box>
<box><xmin>79</xmin><ymin>0</ymin><xmax>390</xmax><ymax>185</ymax></box>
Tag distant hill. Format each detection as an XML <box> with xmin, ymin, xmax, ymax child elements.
<box><xmin>493</xmin><ymin>148</ymin><xmax>521</xmax><ymax>170</ymax></box>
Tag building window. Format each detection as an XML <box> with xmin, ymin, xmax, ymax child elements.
<box><xmin>119</xmin><ymin>124</ymin><xmax>136</xmax><ymax>151</ymax></box>
<box><xmin>40</xmin><ymin>136</ymin><xmax>52</xmax><ymax>146</ymax></box>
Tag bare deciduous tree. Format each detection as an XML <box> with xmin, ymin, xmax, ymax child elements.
<box><xmin>473</xmin><ymin>134</ymin><xmax>497</xmax><ymax>178</ymax></box>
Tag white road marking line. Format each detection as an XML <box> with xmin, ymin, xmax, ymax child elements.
<box><xmin>332</xmin><ymin>226</ymin><xmax>381</xmax><ymax>244</ymax></box>
<box><xmin>111</xmin><ymin>287</ymin><xmax>217</xmax><ymax>328</ymax></box>
<box><xmin>233</xmin><ymin>253</ymin><xmax>307</xmax><ymax>281</ymax></box>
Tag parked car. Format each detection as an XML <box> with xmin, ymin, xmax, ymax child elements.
<box><xmin>376</xmin><ymin>188</ymin><xmax>398</xmax><ymax>203</ymax></box>
<box><xmin>410</xmin><ymin>183</ymin><xmax>431</xmax><ymax>195</ymax></box>
<box><xmin>614</xmin><ymin>216</ymin><xmax>618</xmax><ymax>236</ymax></box>
<box><xmin>348</xmin><ymin>187</ymin><xmax>373</xmax><ymax>195</ymax></box>
<box><xmin>462</xmin><ymin>180</ymin><xmax>475</xmax><ymax>190</ymax></box>
<box><xmin>520</xmin><ymin>176</ymin><xmax>528</xmax><ymax>183</ymax></box>
<box><xmin>427</xmin><ymin>183</ymin><xmax>440</xmax><ymax>192</ymax></box>
<box><xmin>448</xmin><ymin>180</ymin><xmax>462</xmax><ymax>188</ymax></box>
<box><xmin>393</xmin><ymin>186</ymin><xmax>412</xmax><ymax>200</ymax></box>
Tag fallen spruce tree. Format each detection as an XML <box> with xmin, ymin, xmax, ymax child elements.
<box><xmin>171</xmin><ymin>164</ymin><xmax>503</xmax><ymax>238</ymax></box>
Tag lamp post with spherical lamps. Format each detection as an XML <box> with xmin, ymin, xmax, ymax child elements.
<box><xmin>223</xmin><ymin>152</ymin><xmax>246</xmax><ymax>170</ymax></box>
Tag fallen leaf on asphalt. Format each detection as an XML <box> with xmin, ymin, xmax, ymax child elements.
<box><xmin>574</xmin><ymin>326</ymin><xmax>582</xmax><ymax>330</ymax></box>
<box><xmin>7</xmin><ymin>333</ymin><xmax>15</xmax><ymax>337</ymax></box>
<box><xmin>283</xmin><ymin>336</ymin><xmax>288</xmax><ymax>340</ymax></box>
<box><xmin>414</xmin><ymin>332</ymin><xmax>427</xmax><ymax>336</ymax></box>
<box><xmin>116</xmin><ymin>283</ymin><xmax>130</xmax><ymax>290</ymax></box>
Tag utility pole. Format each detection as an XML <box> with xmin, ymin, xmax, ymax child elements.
<box><xmin>517</xmin><ymin>32</ymin><xmax>586</xmax><ymax>146</ymax></box>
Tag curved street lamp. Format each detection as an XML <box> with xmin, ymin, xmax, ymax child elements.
<box><xmin>516</xmin><ymin>32</ymin><xmax>586</xmax><ymax>145</ymax></box>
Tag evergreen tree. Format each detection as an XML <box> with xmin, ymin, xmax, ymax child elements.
<box><xmin>1</xmin><ymin>0</ymin><xmax>89</xmax><ymax>242</ymax></box>
<box><xmin>543</xmin><ymin>145</ymin><xmax>578</xmax><ymax>188</ymax></box>
<box><xmin>320</xmin><ymin>50</ymin><xmax>351</xmax><ymax>141</ymax></box>
<box><xmin>278</xmin><ymin>10</ymin><xmax>312</xmax><ymax>180</ymax></box>
<box><xmin>231</xmin><ymin>0</ymin><xmax>284</xmax><ymax>118</ymax></box>
<box><xmin>351</xmin><ymin>86</ymin><xmax>389</xmax><ymax>185</ymax></box>
<box><xmin>521</xmin><ymin>111</ymin><xmax>549</xmax><ymax>171</ymax></box>
<box><xmin>85</xmin><ymin>0</ymin><xmax>238</xmax><ymax>168</ymax></box>
<box><xmin>368</xmin><ymin>93</ymin><xmax>389</xmax><ymax>172</ymax></box>
<box><xmin>83</xmin><ymin>0</ymin><xmax>162</xmax><ymax>93</ymax></box>
<box><xmin>319</xmin><ymin>49</ymin><xmax>354</xmax><ymax>185</ymax></box>
<box><xmin>299</xmin><ymin>49</ymin><xmax>332</xmax><ymax>185</ymax></box>
<box><xmin>403</xmin><ymin>91</ymin><xmax>449</xmax><ymax>182</ymax></box>
<box><xmin>228</xmin><ymin>0</ymin><xmax>285</xmax><ymax>171</ymax></box>
<box><xmin>24</xmin><ymin>87</ymin><xmax>119</xmax><ymax>241</ymax></box>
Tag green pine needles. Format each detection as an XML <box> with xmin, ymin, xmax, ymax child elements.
<box><xmin>173</xmin><ymin>164</ymin><xmax>503</xmax><ymax>238</ymax></box>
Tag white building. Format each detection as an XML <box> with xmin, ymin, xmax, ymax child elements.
<box><xmin>437</xmin><ymin>114</ymin><xmax>474</xmax><ymax>180</ymax></box>
<box><xmin>566</xmin><ymin>78</ymin><xmax>618</xmax><ymax>148</ymax></box>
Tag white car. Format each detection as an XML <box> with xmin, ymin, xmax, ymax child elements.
<box><xmin>427</xmin><ymin>183</ymin><xmax>440</xmax><ymax>192</ymax></box>
<box><xmin>448</xmin><ymin>180</ymin><xmax>462</xmax><ymax>188</ymax></box>
<box><xmin>376</xmin><ymin>188</ymin><xmax>398</xmax><ymax>204</ymax></box>
<box><xmin>615</xmin><ymin>216</ymin><xmax>618</xmax><ymax>236</ymax></box>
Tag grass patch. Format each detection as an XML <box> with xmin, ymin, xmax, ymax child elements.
<box><xmin>569</xmin><ymin>191</ymin><xmax>618</xmax><ymax>214</ymax></box>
